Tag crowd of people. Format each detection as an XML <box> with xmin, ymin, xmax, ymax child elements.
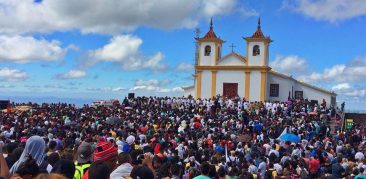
<box><xmin>0</xmin><ymin>96</ymin><xmax>364</xmax><ymax>179</ymax></box>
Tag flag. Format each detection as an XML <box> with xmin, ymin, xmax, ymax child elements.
<box><xmin>225</xmin><ymin>144</ymin><xmax>229</xmax><ymax>163</ymax></box>
<box><xmin>277</xmin><ymin>127</ymin><xmax>287</xmax><ymax>140</ymax></box>
<box><xmin>6</xmin><ymin>100</ymin><xmax>10</xmax><ymax>114</ymax></box>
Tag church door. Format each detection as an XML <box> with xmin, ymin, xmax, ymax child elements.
<box><xmin>223</xmin><ymin>83</ymin><xmax>238</xmax><ymax>98</ymax></box>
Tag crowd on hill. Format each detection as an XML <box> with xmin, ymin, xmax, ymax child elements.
<box><xmin>0</xmin><ymin>96</ymin><xmax>364</xmax><ymax>179</ymax></box>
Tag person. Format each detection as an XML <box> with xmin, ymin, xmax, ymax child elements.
<box><xmin>0</xmin><ymin>143</ymin><xmax>10</xmax><ymax>179</ymax></box>
<box><xmin>74</xmin><ymin>142</ymin><xmax>93</xmax><ymax>179</ymax></box>
<box><xmin>36</xmin><ymin>173</ymin><xmax>68</xmax><ymax>179</ymax></box>
<box><xmin>10</xmin><ymin>136</ymin><xmax>52</xmax><ymax>175</ymax></box>
<box><xmin>82</xmin><ymin>140</ymin><xmax>118</xmax><ymax>179</ymax></box>
<box><xmin>309</xmin><ymin>155</ymin><xmax>320</xmax><ymax>178</ymax></box>
<box><xmin>46</xmin><ymin>141</ymin><xmax>58</xmax><ymax>157</ymax></box>
<box><xmin>170</xmin><ymin>164</ymin><xmax>182</xmax><ymax>179</ymax></box>
<box><xmin>354</xmin><ymin>167</ymin><xmax>366</xmax><ymax>179</ymax></box>
<box><xmin>110</xmin><ymin>153</ymin><xmax>133</xmax><ymax>179</ymax></box>
<box><xmin>5</xmin><ymin>146</ymin><xmax>22</xmax><ymax>170</ymax></box>
<box><xmin>193</xmin><ymin>162</ymin><xmax>210</xmax><ymax>179</ymax></box>
<box><xmin>51</xmin><ymin>159</ymin><xmax>75</xmax><ymax>179</ymax></box>
<box><xmin>130</xmin><ymin>165</ymin><xmax>154</xmax><ymax>179</ymax></box>
<box><xmin>331</xmin><ymin>157</ymin><xmax>345</xmax><ymax>179</ymax></box>
<box><xmin>88</xmin><ymin>162</ymin><xmax>111</xmax><ymax>179</ymax></box>
<box><xmin>13</xmin><ymin>156</ymin><xmax>40</xmax><ymax>179</ymax></box>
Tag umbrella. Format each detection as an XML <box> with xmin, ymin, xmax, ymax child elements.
<box><xmin>237</xmin><ymin>134</ymin><xmax>251</xmax><ymax>143</ymax></box>
<box><xmin>106</xmin><ymin>117</ymin><xmax>122</xmax><ymax>125</ymax></box>
<box><xmin>279</xmin><ymin>133</ymin><xmax>300</xmax><ymax>143</ymax></box>
<box><xmin>309</xmin><ymin>112</ymin><xmax>318</xmax><ymax>116</ymax></box>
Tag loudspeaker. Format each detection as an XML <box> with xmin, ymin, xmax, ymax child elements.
<box><xmin>0</xmin><ymin>100</ymin><xmax>9</xmax><ymax>110</ymax></box>
<box><xmin>128</xmin><ymin>93</ymin><xmax>135</xmax><ymax>99</ymax></box>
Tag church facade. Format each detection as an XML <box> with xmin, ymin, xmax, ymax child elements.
<box><xmin>183</xmin><ymin>19</ymin><xmax>337</xmax><ymax>106</ymax></box>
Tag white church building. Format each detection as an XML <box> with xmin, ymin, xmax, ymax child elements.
<box><xmin>183</xmin><ymin>19</ymin><xmax>337</xmax><ymax>106</ymax></box>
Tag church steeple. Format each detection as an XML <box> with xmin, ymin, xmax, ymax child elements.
<box><xmin>210</xmin><ymin>18</ymin><xmax>213</xmax><ymax>30</ymax></box>
<box><xmin>250</xmin><ymin>17</ymin><xmax>265</xmax><ymax>38</ymax></box>
<box><xmin>243</xmin><ymin>17</ymin><xmax>272</xmax><ymax>67</ymax></box>
<box><xmin>196</xmin><ymin>18</ymin><xmax>223</xmax><ymax>42</ymax></box>
<box><xmin>195</xmin><ymin>18</ymin><xmax>224</xmax><ymax>67</ymax></box>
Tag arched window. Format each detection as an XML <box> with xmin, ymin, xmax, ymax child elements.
<box><xmin>253</xmin><ymin>45</ymin><xmax>260</xmax><ymax>56</ymax></box>
<box><xmin>204</xmin><ymin>45</ymin><xmax>211</xmax><ymax>56</ymax></box>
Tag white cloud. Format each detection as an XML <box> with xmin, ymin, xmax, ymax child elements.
<box><xmin>129</xmin><ymin>79</ymin><xmax>181</xmax><ymax>93</ymax></box>
<box><xmin>201</xmin><ymin>0</ymin><xmax>236</xmax><ymax>18</ymax></box>
<box><xmin>0</xmin><ymin>68</ymin><xmax>27</xmax><ymax>81</ymax></box>
<box><xmin>135</xmin><ymin>79</ymin><xmax>160</xmax><ymax>87</ymax></box>
<box><xmin>86</xmin><ymin>35</ymin><xmax>167</xmax><ymax>71</ymax></box>
<box><xmin>0</xmin><ymin>35</ymin><xmax>67</xmax><ymax>63</ymax></box>
<box><xmin>270</xmin><ymin>55</ymin><xmax>307</xmax><ymax>74</ymax></box>
<box><xmin>345</xmin><ymin>89</ymin><xmax>366</xmax><ymax>97</ymax></box>
<box><xmin>176</xmin><ymin>63</ymin><xmax>194</xmax><ymax>72</ymax></box>
<box><xmin>0</xmin><ymin>84</ymin><xmax>15</xmax><ymax>88</ymax></box>
<box><xmin>0</xmin><ymin>0</ymin><xmax>254</xmax><ymax>35</ymax></box>
<box><xmin>283</xmin><ymin>0</ymin><xmax>366</xmax><ymax>23</ymax></box>
<box><xmin>86</xmin><ymin>87</ymin><xmax>126</xmax><ymax>92</ymax></box>
<box><xmin>56</xmin><ymin>70</ymin><xmax>86</xmax><ymax>79</ymax></box>
<box><xmin>332</xmin><ymin>83</ymin><xmax>351</xmax><ymax>91</ymax></box>
<box><xmin>44</xmin><ymin>84</ymin><xmax>77</xmax><ymax>90</ymax></box>
<box><xmin>298</xmin><ymin>56</ymin><xmax>366</xmax><ymax>83</ymax></box>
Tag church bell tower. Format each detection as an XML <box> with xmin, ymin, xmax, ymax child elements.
<box><xmin>244</xmin><ymin>17</ymin><xmax>272</xmax><ymax>66</ymax></box>
<box><xmin>196</xmin><ymin>18</ymin><xmax>224</xmax><ymax>66</ymax></box>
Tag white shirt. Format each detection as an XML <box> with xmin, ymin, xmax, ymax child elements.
<box><xmin>355</xmin><ymin>152</ymin><xmax>365</xmax><ymax>160</ymax></box>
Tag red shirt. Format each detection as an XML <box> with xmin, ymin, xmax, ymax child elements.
<box><xmin>309</xmin><ymin>158</ymin><xmax>320</xmax><ymax>174</ymax></box>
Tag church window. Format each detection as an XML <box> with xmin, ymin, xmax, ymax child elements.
<box><xmin>217</xmin><ymin>46</ymin><xmax>221</xmax><ymax>59</ymax></box>
<box><xmin>270</xmin><ymin>84</ymin><xmax>279</xmax><ymax>97</ymax></box>
<box><xmin>204</xmin><ymin>45</ymin><xmax>211</xmax><ymax>56</ymax></box>
<box><xmin>295</xmin><ymin>91</ymin><xmax>303</xmax><ymax>100</ymax></box>
<box><xmin>331</xmin><ymin>96</ymin><xmax>336</xmax><ymax>106</ymax></box>
<box><xmin>253</xmin><ymin>45</ymin><xmax>260</xmax><ymax>56</ymax></box>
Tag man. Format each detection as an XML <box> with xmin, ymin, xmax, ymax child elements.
<box><xmin>309</xmin><ymin>155</ymin><xmax>320</xmax><ymax>178</ymax></box>
<box><xmin>74</xmin><ymin>142</ymin><xmax>93</xmax><ymax>179</ymax></box>
<box><xmin>82</xmin><ymin>140</ymin><xmax>118</xmax><ymax>179</ymax></box>
<box><xmin>331</xmin><ymin>157</ymin><xmax>345</xmax><ymax>179</ymax></box>
<box><xmin>110</xmin><ymin>153</ymin><xmax>133</xmax><ymax>179</ymax></box>
<box><xmin>193</xmin><ymin>162</ymin><xmax>210</xmax><ymax>179</ymax></box>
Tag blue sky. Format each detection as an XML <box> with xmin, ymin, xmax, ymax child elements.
<box><xmin>0</xmin><ymin>0</ymin><xmax>365</xmax><ymax>110</ymax></box>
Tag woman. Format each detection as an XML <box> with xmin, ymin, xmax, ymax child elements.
<box><xmin>10</xmin><ymin>136</ymin><xmax>52</xmax><ymax>175</ymax></box>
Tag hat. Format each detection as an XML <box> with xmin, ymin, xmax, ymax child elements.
<box><xmin>77</xmin><ymin>142</ymin><xmax>93</xmax><ymax>163</ymax></box>
<box><xmin>126</xmin><ymin>135</ymin><xmax>135</xmax><ymax>145</ymax></box>
<box><xmin>94</xmin><ymin>141</ymin><xmax>118</xmax><ymax>162</ymax></box>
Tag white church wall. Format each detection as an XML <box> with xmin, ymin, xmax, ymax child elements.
<box><xmin>200</xmin><ymin>42</ymin><xmax>216</xmax><ymax>66</ymax></box>
<box><xmin>200</xmin><ymin>70</ymin><xmax>212</xmax><ymax>99</ymax></box>
<box><xmin>218</xmin><ymin>55</ymin><xmax>245</xmax><ymax>66</ymax></box>
<box><xmin>248</xmin><ymin>42</ymin><xmax>264</xmax><ymax>66</ymax></box>
<box><xmin>267</xmin><ymin>73</ymin><xmax>295</xmax><ymax>102</ymax></box>
<box><xmin>216</xmin><ymin>70</ymin><xmax>245</xmax><ymax>97</ymax></box>
<box><xmin>294</xmin><ymin>83</ymin><xmax>333</xmax><ymax>107</ymax></box>
<box><xmin>249</xmin><ymin>71</ymin><xmax>261</xmax><ymax>101</ymax></box>
<box><xmin>183</xmin><ymin>87</ymin><xmax>195</xmax><ymax>98</ymax></box>
<box><xmin>267</xmin><ymin>72</ymin><xmax>334</xmax><ymax>106</ymax></box>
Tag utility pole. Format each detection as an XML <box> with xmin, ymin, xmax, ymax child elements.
<box><xmin>194</xmin><ymin>28</ymin><xmax>200</xmax><ymax>84</ymax></box>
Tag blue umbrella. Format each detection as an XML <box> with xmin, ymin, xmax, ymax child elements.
<box><xmin>279</xmin><ymin>133</ymin><xmax>300</xmax><ymax>143</ymax></box>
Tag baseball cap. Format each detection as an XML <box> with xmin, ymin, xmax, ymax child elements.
<box><xmin>77</xmin><ymin>142</ymin><xmax>93</xmax><ymax>163</ymax></box>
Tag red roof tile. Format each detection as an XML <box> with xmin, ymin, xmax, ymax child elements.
<box><xmin>251</xmin><ymin>17</ymin><xmax>265</xmax><ymax>38</ymax></box>
<box><xmin>197</xmin><ymin>18</ymin><xmax>223</xmax><ymax>42</ymax></box>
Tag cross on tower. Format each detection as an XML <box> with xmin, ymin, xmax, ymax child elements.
<box><xmin>229</xmin><ymin>43</ymin><xmax>236</xmax><ymax>52</ymax></box>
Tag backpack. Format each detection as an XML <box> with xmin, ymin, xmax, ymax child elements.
<box><xmin>265</xmin><ymin>169</ymin><xmax>277</xmax><ymax>179</ymax></box>
<box><xmin>300</xmin><ymin>168</ymin><xmax>309</xmax><ymax>179</ymax></box>
<box><xmin>74</xmin><ymin>163</ymin><xmax>91</xmax><ymax>179</ymax></box>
